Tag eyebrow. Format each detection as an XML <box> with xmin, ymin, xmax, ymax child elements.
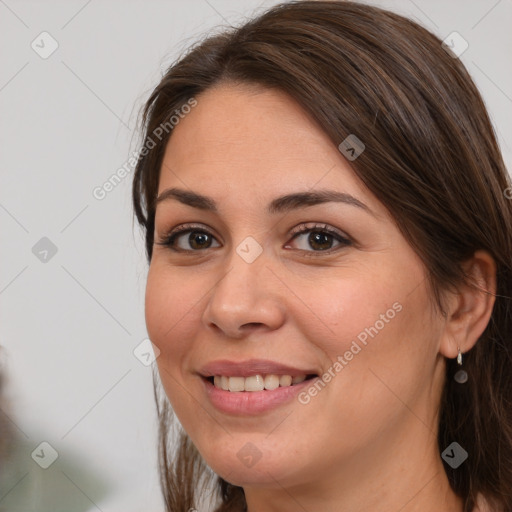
<box><xmin>268</xmin><ymin>190</ymin><xmax>372</xmax><ymax>215</ymax></box>
<box><xmin>155</xmin><ymin>187</ymin><xmax>373</xmax><ymax>216</ymax></box>
<box><xmin>155</xmin><ymin>188</ymin><xmax>216</xmax><ymax>211</ymax></box>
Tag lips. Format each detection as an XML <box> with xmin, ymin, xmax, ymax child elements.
<box><xmin>198</xmin><ymin>358</ymin><xmax>319</xmax><ymax>378</ymax></box>
<box><xmin>197</xmin><ymin>359</ymin><xmax>320</xmax><ymax>414</ymax></box>
<box><xmin>201</xmin><ymin>373</ymin><xmax>319</xmax><ymax>415</ymax></box>
<box><xmin>198</xmin><ymin>359</ymin><xmax>319</xmax><ymax>416</ymax></box>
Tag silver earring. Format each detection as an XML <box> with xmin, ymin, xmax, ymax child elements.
<box><xmin>454</xmin><ymin>347</ymin><xmax>468</xmax><ymax>384</ymax></box>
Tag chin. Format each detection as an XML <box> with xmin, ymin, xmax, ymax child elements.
<box><xmin>200</xmin><ymin>442</ymin><xmax>303</xmax><ymax>488</ymax></box>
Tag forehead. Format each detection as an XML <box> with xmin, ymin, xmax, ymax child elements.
<box><xmin>158</xmin><ymin>84</ymin><xmax>371</xmax><ymax>207</ymax></box>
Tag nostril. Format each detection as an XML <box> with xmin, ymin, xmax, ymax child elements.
<box><xmin>241</xmin><ymin>322</ymin><xmax>265</xmax><ymax>330</ymax></box>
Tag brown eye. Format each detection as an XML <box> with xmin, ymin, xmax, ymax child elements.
<box><xmin>287</xmin><ymin>224</ymin><xmax>351</xmax><ymax>253</ymax></box>
<box><xmin>308</xmin><ymin>231</ymin><xmax>335</xmax><ymax>251</ymax></box>
<box><xmin>156</xmin><ymin>226</ymin><xmax>221</xmax><ymax>251</ymax></box>
<box><xmin>188</xmin><ymin>231</ymin><xmax>213</xmax><ymax>250</ymax></box>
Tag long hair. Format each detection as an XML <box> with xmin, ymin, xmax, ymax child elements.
<box><xmin>132</xmin><ymin>2</ymin><xmax>512</xmax><ymax>510</ymax></box>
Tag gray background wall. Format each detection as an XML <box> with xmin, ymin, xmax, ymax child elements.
<box><xmin>1</xmin><ymin>1</ymin><xmax>510</xmax><ymax>511</ymax></box>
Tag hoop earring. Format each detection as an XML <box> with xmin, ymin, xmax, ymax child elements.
<box><xmin>454</xmin><ymin>347</ymin><xmax>468</xmax><ymax>384</ymax></box>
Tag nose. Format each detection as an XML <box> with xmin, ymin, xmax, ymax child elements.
<box><xmin>202</xmin><ymin>248</ymin><xmax>286</xmax><ymax>339</ymax></box>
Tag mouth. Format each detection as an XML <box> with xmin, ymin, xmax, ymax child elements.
<box><xmin>198</xmin><ymin>359</ymin><xmax>321</xmax><ymax>414</ymax></box>
<box><xmin>201</xmin><ymin>373</ymin><xmax>320</xmax><ymax>415</ymax></box>
<box><xmin>204</xmin><ymin>373</ymin><xmax>318</xmax><ymax>392</ymax></box>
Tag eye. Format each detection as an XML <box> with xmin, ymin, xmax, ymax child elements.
<box><xmin>155</xmin><ymin>224</ymin><xmax>221</xmax><ymax>252</ymax></box>
<box><xmin>285</xmin><ymin>223</ymin><xmax>352</xmax><ymax>253</ymax></box>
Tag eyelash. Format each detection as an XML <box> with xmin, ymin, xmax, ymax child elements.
<box><xmin>287</xmin><ymin>223</ymin><xmax>352</xmax><ymax>256</ymax></box>
<box><xmin>155</xmin><ymin>222</ymin><xmax>352</xmax><ymax>256</ymax></box>
<box><xmin>155</xmin><ymin>223</ymin><xmax>218</xmax><ymax>252</ymax></box>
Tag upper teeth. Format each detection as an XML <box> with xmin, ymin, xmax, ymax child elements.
<box><xmin>213</xmin><ymin>374</ymin><xmax>307</xmax><ymax>392</ymax></box>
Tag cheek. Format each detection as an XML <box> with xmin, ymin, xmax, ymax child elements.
<box><xmin>144</xmin><ymin>264</ymin><xmax>204</xmax><ymax>361</ymax></box>
<box><xmin>145</xmin><ymin>264</ymin><xmax>206</xmax><ymax>419</ymax></box>
<box><xmin>293</xmin><ymin>263</ymin><xmax>435</xmax><ymax>405</ymax></box>
<box><xmin>292</xmin><ymin>267</ymin><xmax>407</xmax><ymax>358</ymax></box>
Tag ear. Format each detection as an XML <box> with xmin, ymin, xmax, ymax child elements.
<box><xmin>439</xmin><ymin>250</ymin><xmax>497</xmax><ymax>359</ymax></box>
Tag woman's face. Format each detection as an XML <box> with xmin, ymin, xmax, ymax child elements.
<box><xmin>145</xmin><ymin>83</ymin><xmax>447</xmax><ymax>489</ymax></box>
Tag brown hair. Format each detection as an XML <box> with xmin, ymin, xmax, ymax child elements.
<box><xmin>132</xmin><ymin>1</ymin><xmax>512</xmax><ymax>510</ymax></box>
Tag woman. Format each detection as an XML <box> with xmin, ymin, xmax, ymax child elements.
<box><xmin>132</xmin><ymin>1</ymin><xmax>512</xmax><ymax>510</ymax></box>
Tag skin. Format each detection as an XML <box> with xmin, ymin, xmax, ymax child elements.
<box><xmin>145</xmin><ymin>83</ymin><xmax>496</xmax><ymax>512</ymax></box>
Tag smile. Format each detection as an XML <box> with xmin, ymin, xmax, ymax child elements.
<box><xmin>210</xmin><ymin>374</ymin><xmax>314</xmax><ymax>392</ymax></box>
<box><xmin>202</xmin><ymin>374</ymin><xmax>319</xmax><ymax>415</ymax></box>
